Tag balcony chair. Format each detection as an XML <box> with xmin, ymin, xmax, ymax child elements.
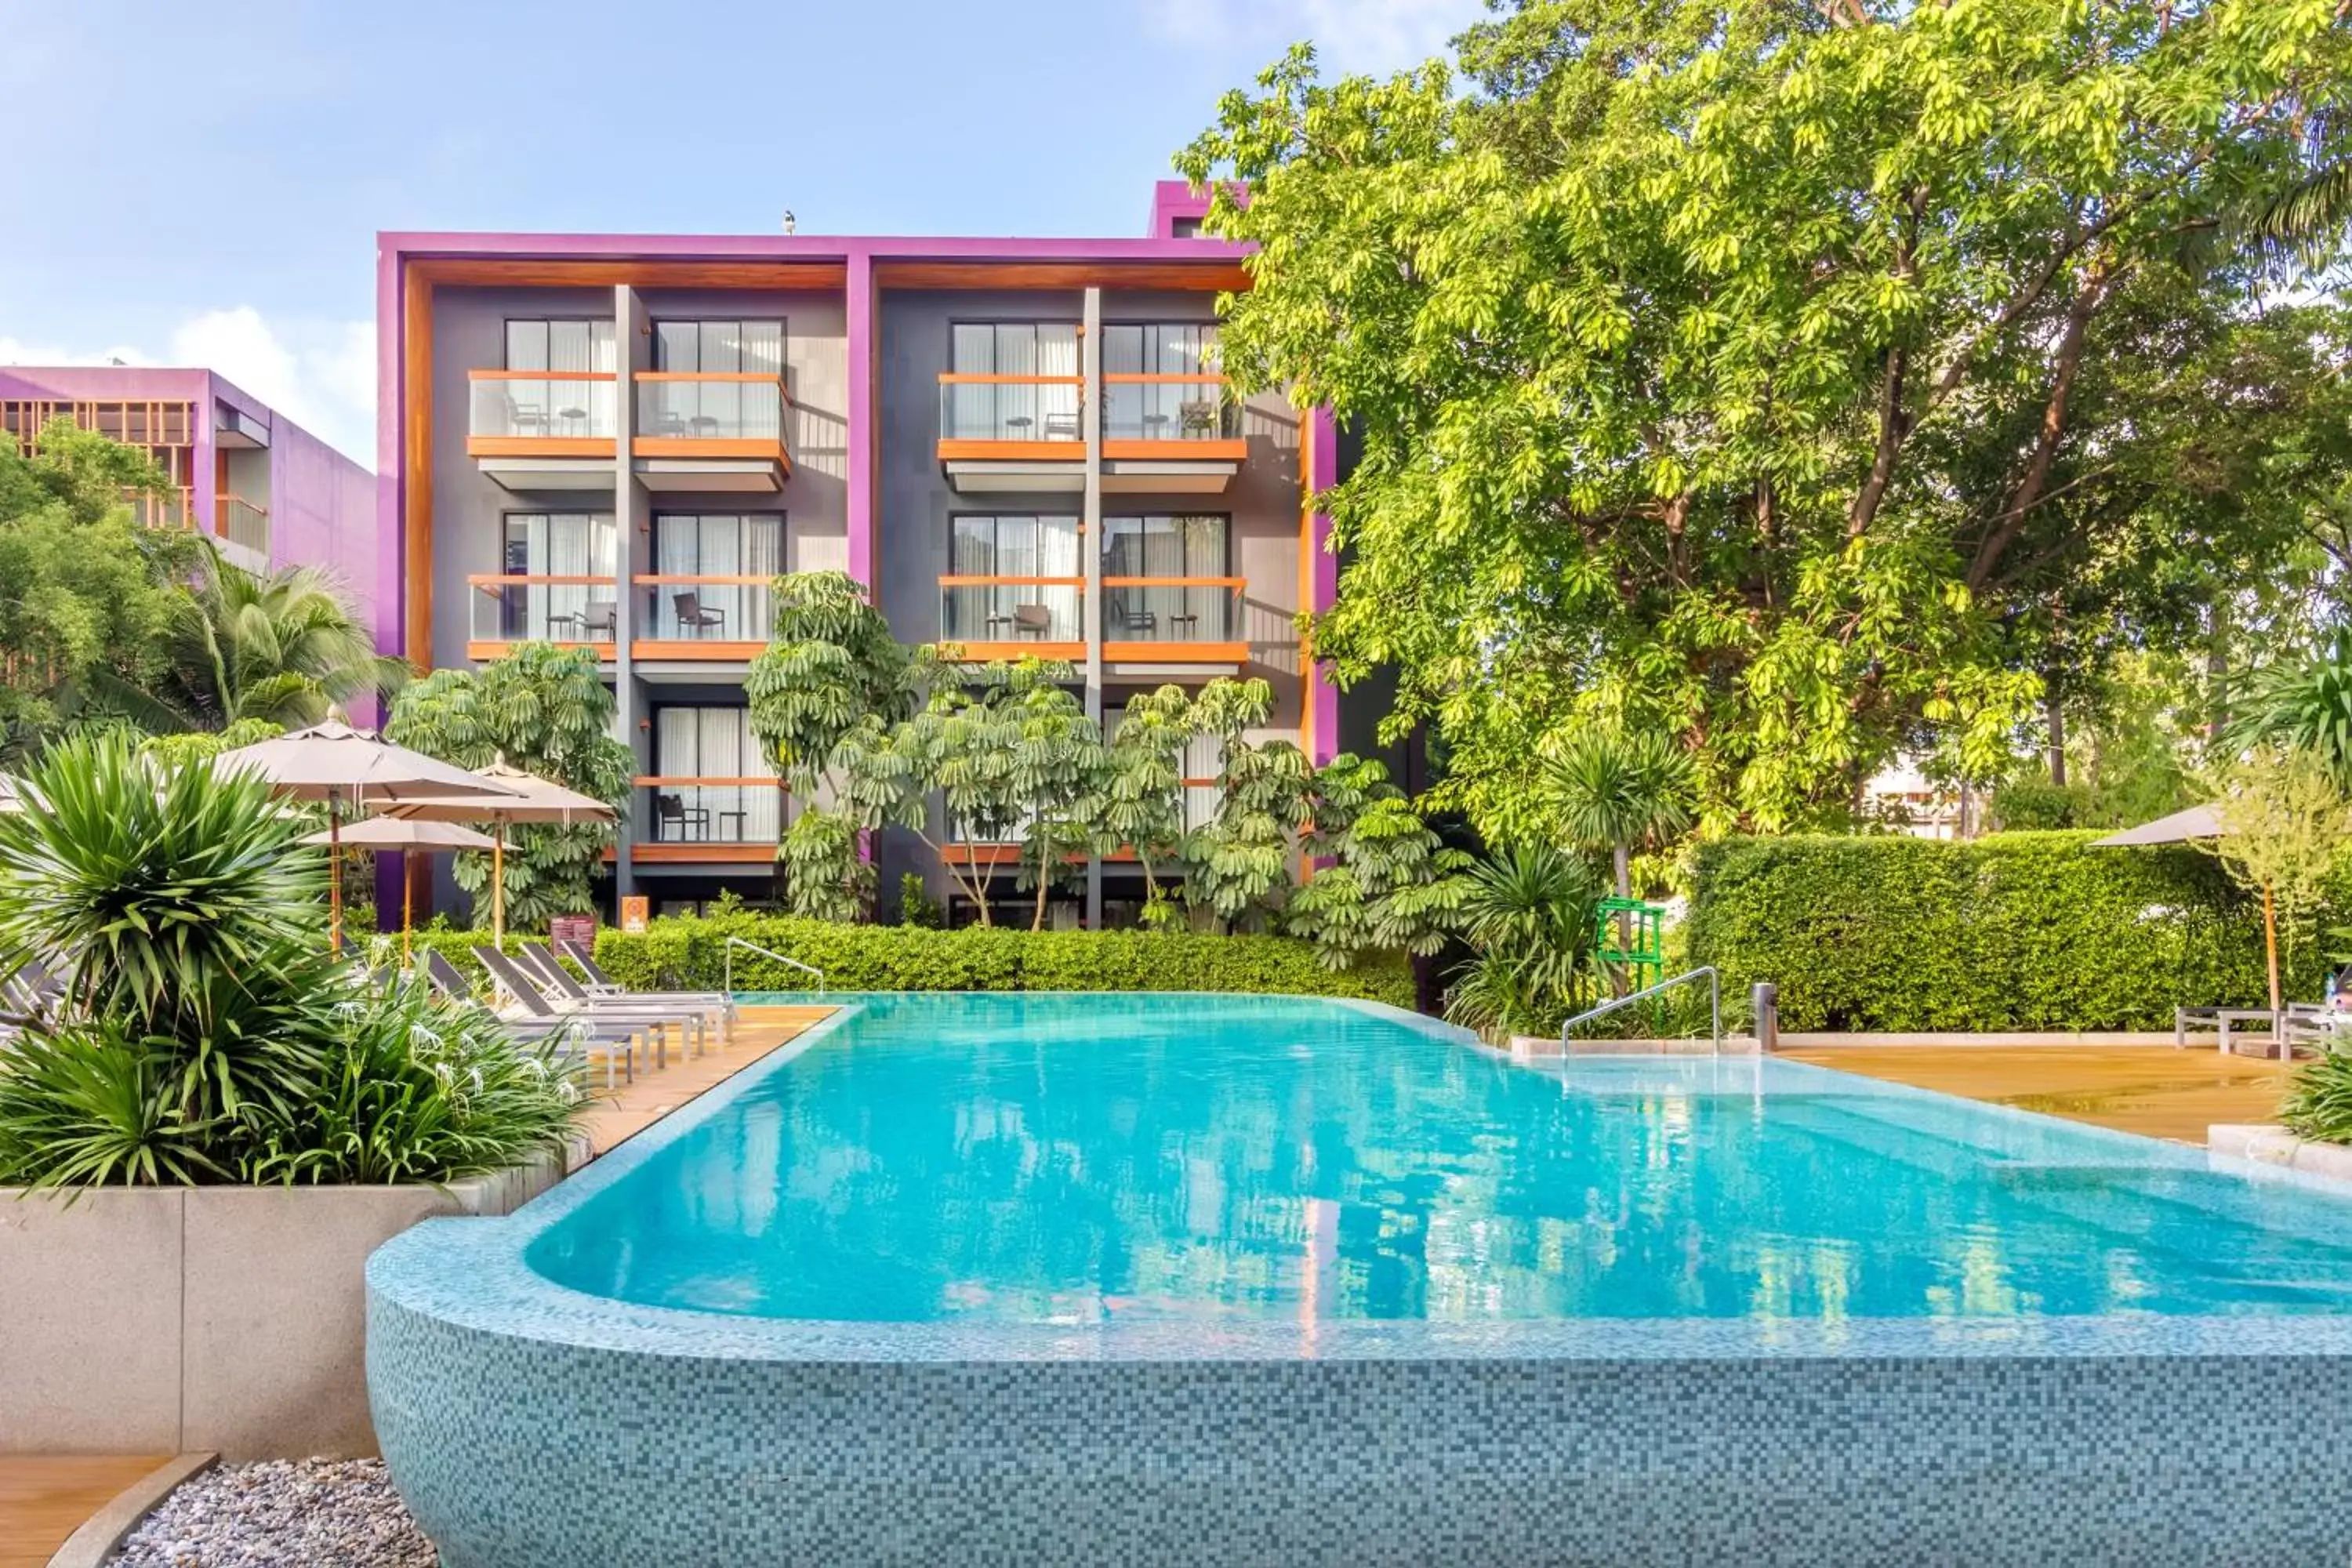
<box><xmin>506</xmin><ymin>397</ymin><xmax>550</xmax><ymax>436</ymax></box>
<box><xmin>672</xmin><ymin>591</ymin><xmax>727</xmax><ymax>638</ymax></box>
<box><xmin>655</xmin><ymin>791</ymin><xmax>711</xmax><ymax>842</ymax></box>
<box><xmin>1043</xmin><ymin>410</ymin><xmax>1080</xmax><ymax>441</ymax></box>
<box><xmin>547</xmin><ymin>599</ymin><xmax>617</xmax><ymax>641</ymax></box>
<box><xmin>1012</xmin><ymin>604</ymin><xmax>1053</xmax><ymax>640</ymax></box>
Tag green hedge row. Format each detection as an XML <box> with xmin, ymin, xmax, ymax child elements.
<box><xmin>1684</xmin><ymin>831</ymin><xmax>2318</xmax><ymax>1033</ymax></box>
<box><xmin>587</xmin><ymin>913</ymin><xmax>1417</xmax><ymax>1007</ymax></box>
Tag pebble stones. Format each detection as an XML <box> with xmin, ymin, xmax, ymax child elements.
<box><xmin>107</xmin><ymin>1459</ymin><xmax>435</xmax><ymax>1568</ymax></box>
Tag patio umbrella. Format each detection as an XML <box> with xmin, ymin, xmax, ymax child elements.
<box><xmin>381</xmin><ymin>760</ymin><xmax>617</xmax><ymax>944</ymax></box>
<box><xmin>0</xmin><ymin>775</ymin><xmax>23</xmax><ymax>813</ymax></box>
<box><xmin>217</xmin><ymin>720</ymin><xmax>521</xmax><ymax>951</ymax></box>
<box><xmin>302</xmin><ymin>817</ymin><xmax>510</xmax><ymax>963</ymax></box>
<box><xmin>2092</xmin><ymin>800</ymin><xmax>2287</xmax><ymax>1011</ymax></box>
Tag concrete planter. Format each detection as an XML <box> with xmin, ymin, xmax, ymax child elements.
<box><xmin>0</xmin><ymin>1152</ymin><xmax>571</xmax><ymax>1459</ymax></box>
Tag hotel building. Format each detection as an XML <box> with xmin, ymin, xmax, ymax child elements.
<box><xmin>377</xmin><ymin>183</ymin><xmax>1345</xmax><ymax>924</ymax></box>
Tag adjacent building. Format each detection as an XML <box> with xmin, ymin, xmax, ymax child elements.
<box><xmin>376</xmin><ymin>183</ymin><xmax>1344</xmax><ymax>925</ymax></box>
<box><xmin>0</xmin><ymin>364</ymin><xmax>379</xmax><ymax>633</ymax></box>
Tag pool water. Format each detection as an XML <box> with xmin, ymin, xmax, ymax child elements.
<box><xmin>524</xmin><ymin>993</ymin><xmax>2352</xmax><ymax>1324</ymax></box>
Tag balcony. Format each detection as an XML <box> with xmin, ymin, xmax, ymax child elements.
<box><xmin>1101</xmin><ymin>374</ymin><xmax>1244</xmax><ymax>493</ymax></box>
<box><xmin>466</xmin><ymin>372</ymin><xmax>618</xmax><ymax>491</ymax></box>
<box><xmin>1101</xmin><ymin>576</ymin><xmax>1247</xmax><ymax>666</ymax></box>
<box><xmin>935</xmin><ymin>375</ymin><xmax>1086</xmax><ymax>493</ymax></box>
<box><xmin>630</xmin><ymin>575</ymin><xmax>774</xmax><ymax>669</ymax></box>
<box><xmin>633</xmin><ymin>374</ymin><xmax>790</xmax><ymax>493</ymax></box>
<box><xmin>216</xmin><ymin>493</ymin><xmax>270</xmax><ymax>564</ymax></box>
<box><xmin>938</xmin><ymin>575</ymin><xmax>1084</xmax><ymax>661</ymax></box>
<box><xmin>633</xmin><ymin>778</ymin><xmax>783</xmax><ymax>866</ymax></box>
<box><xmin>465</xmin><ymin>574</ymin><xmax>619</xmax><ymax>661</ymax></box>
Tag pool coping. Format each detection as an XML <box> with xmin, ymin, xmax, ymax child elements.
<box><xmin>368</xmin><ymin>991</ymin><xmax>2352</xmax><ymax>1365</ymax></box>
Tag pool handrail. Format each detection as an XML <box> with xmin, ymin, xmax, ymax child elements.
<box><xmin>1559</xmin><ymin>965</ymin><xmax>1721</xmax><ymax>1053</ymax></box>
<box><xmin>723</xmin><ymin>935</ymin><xmax>826</xmax><ymax>996</ymax></box>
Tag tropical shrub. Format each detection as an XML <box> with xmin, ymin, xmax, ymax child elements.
<box><xmin>2282</xmin><ymin>1051</ymin><xmax>2352</xmax><ymax>1146</ymax></box>
<box><xmin>1443</xmin><ymin>846</ymin><xmax>1604</xmax><ymax>1038</ymax></box>
<box><xmin>0</xmin><ymin>735</ymin><xmax>583</xmax><ymax>1189</ymax></box>
<box><xmin>1686</xmin><ymin>832</ymin><xmax>2299</xmax><ymax>1033</ymax></box>
<box><xmin>384</xmin><ymin>644</ymin><xmax>632</xmax><ymax>928</ymax></box>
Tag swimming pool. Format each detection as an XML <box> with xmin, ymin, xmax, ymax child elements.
<box><xmin>368</xmin><ymin>994</ymin><xmax>2352</xmax><ymax>1564</ymax></box>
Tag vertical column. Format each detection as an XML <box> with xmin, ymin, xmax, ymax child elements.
<box><xmin>612</xmin><ymin>285</ymin><xmax>644</xmax><ymax>905</ymax></box>
<box><xmin>1303</xmin><ymin>405</ymin><xmax>1342</xmax><ymax>767</ymax></box>
<box><xmin>374</xmin><ymin>247</ymin><xmax>409</xmax><ymax>935</ymax></box>
<box><xmin>1081</xmin><ymin>287</ymin><xmax>1105</xmax><ymax>929</ymax></box>
<box><xmin>844</xmin><ymin>248</ymin><xmax>877</xmax><ymax>593</ymax></box>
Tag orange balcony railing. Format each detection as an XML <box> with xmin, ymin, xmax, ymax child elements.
<box><xmin>633</xmin><ymin>372</ymin><xmax>788</xmax><ymax>450</ymax></box>
<box><xmin>1101</xmin><ymin>372</ymin><xmax>1239</xmax><ymax>447</ymax></box>
<box><xmin>466</xmin><ymin>370</ymin><xmax>618</xmax><ymax>453</ymax></box>
<box><xmin>937</xmin><ymin>374</ymin><xmax>1085</xmax><ymax>451</ymax></box>
<box><xmin>466</xmin><ymin>574</ymin><xmax>619</xmax><ymax>647</ymax></box>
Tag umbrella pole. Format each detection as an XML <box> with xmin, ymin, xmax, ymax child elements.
<box><xmin>493</xmin><ymin>824</ymin><xmax>506</xmax><ymax>946</ymax></box>
<box><xmin>328</xmin><ymin>797</ymin><xmax>343</xmax><ymax>954</ymax></box>
<box><xmin>2264</xmin><ymin>881</ymin><xmax>2282</xmax><ymax>1017</ymax></box>
<box><xmin>402</xmin><ymin>866</ymin><xmax>414</xmax><ymax>966</ymax></box>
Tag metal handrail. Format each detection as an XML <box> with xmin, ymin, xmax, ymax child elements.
<box><xmin>723</xmin><ymin>935</ymin><xmax>825</xmax><ymax>996</ymax></box>
<box><xmin>1559</xmin><ymin>966</ymin><xmax>1721</xmax><ymax>1054</ymax></box>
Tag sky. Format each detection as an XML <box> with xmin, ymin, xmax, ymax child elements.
<box><xmin>0</xmin><ymin>0</ymin><xmax>1486</xmax><ymax>466</ymax></box>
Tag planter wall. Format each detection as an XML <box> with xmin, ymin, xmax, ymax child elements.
<box><xmin>0</xmin><ymin>1152</ymin><xmax>570</xmax><ymax>1460</ymax></box>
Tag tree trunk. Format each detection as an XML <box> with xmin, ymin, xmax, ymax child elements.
<box><xmin>1613</xmin><ymin>844</ymin><xmax>1631</xmax><ymax>900</ymax></box>
<box><xmin>1031</xmin><ymin>848</ymin><xmax>1051</xmax><ymax>932</ymax></box>
<box><xmin>2263</xmin><ymin>881</ymin><xmax>2282</xmax><ymax>1017</ymax></box>
<box><xmin>2045</xmin><ymin>674</ymin><xmax>2067</xmax><ymax>788</ymax></box>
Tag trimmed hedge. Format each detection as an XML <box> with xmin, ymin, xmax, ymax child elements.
<box><xmin>1685</xmin><ymin>831</ymin><xmax>2314</xmax><ymax>1033</ymax></box>
<box><xmin>587</xmin><ymin>913</ymin><xmax>1417</xmax><ymax>1007</ymax></box>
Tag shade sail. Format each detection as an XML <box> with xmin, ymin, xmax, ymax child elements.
<box><xmin>2089</xmin><ymin>804</ymin><xmax>2226</xmax><ymax>848</ymax></box>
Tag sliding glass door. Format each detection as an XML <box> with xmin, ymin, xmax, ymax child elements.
<box><xmin>944</xmin><ymin>514</ymin><xmax>1082</xmax><ymax>641</ymax></box>
<box><xmin>646</xmin><ymin>320</ymin><xmax>787</xmax><ymax>441</ymax></box>
<box><xmin>650</xmin><ymin>706</ymin><xmax>781</xmax><ymax>844</ymax></box>
<box><xmin>649</xmin><ymin>514</ymin><xmax>784</xmax><ymax>639</ymax></box>
<box><xmin>493</xmin><ymin>512</ymin><xmax>617</xmax><ymax>641</ymax></box>
<box><xmin>946</xmin><ymin>322</ymin><xmax>1081</xmax><ymax>441</ymax></box>
<box><xmin>1101</xmin><ymin>514</ymin><xmax>1231</xmax><ymax>641</ymax></box>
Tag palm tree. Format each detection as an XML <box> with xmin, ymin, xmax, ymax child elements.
<box><xmin>1541</xmin><ymin>727</ymin><xmax>1696</xmax><ymax>899</ymax></box>
<box><xmin>2226</xmin><ymin>631</ymin><xmax>2352</xmax><ymax>789</ymax></box>
<box><xmin>1443</xmin><ymin>845</ymin><xmax>1602</xmax><ymax>1037</ymax></box>
<box><xmin>115</xmin><ymin>543</ymin><xmax>405</xmax><ymax>732</ymax></box>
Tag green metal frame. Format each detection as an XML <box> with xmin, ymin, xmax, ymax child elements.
<box><xmin>1594</xmin><ymin>896</ymin><xmax>1666</xmax><ymax>987</ymax></box>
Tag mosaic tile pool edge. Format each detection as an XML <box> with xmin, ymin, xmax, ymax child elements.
<box><xmin>371</xmin><ymin>1286</ymin><xmax>2352</xmax><ymax>1566</ymax></box>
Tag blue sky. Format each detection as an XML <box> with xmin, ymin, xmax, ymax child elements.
<box><xmin>0</xmin><ymin>0</ymin><xmax>1483</xmax><ymax>464</ymax></box>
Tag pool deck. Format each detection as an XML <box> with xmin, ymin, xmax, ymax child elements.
<box><xmin>575</xmin><ymin>1003</ymin><xmax>837</xmax><ymax>1156</ymax></box>
<box><xmin>1781</xmin><ymin>1043</ymin><xmax>2296</xmax><ymax>1145</ymax></box>
<box><xmin>0</xmin><ymin>1454</ymin><xmax>172</xmax><ymax>1567</ymax></box>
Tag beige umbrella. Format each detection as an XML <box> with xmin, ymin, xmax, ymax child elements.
<box><xmin>302</xmin><ymin>817</ymin><xmax>510</xmax><ymax>963</ymax></box>
<box><xmin>0</xmin><ymin>776</ymin><xmax>23</xmax><ymax>814</ymax></box>
<box><xmin>382</xmin><ymin>760</ymin><xmax>616</xmax><ymax>944</ymax></box>
<box><xmin>2092</xmin><ymin>801</ymin><xmax>2287</xmax><ymax>1011</ymax></box>
<box><xmin>218</xmin><ymin>720</ymin><xmax>521</xmax><ymax>950</ymax></box>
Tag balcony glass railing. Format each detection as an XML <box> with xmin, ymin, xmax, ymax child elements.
<box><xmin>1102</xmin><ymin>376</ymin><xmax>1239</xmax><ymax>442</ymax></box>
<box><xmin>938</xmin><ymin>577</ymin><xmax>1084</xmax><ymax>644</ymax></box>
<box><xmin>938</xmin><ymin>376</ymin><xmax>1085</xmax><ymax>445</ymax></box>
<box><xmin>217</xmin><ymin>494</ymin><xmax>270</xmax><ymax>556</ymax></box>
<box><xmin>636</xmin><ymin>575</ymin><xmax>774</xmax><ymax>641</ymax></box>
<box><xmin>1101</xmin><ymin>577</ymin><xmax>1243</xmax><ymax>643</ymax></box>
<box><xmin>634</xmin><ymin>374</ymin><xmax>787</xmax><ymax>445</ymax></box>
<box><xmin>641</xmin><ymin>780</ymin><xmax>782</xmax><ymax>844</ymax></box>
<box><xmin>469</xmin><ymin>372</ymin><xmax>618</xmax><ymax>441</ymax></box>
<box><xmin>467</xmin><ymin>575</ymin><xmax>619</xmax><ymax>644</ymax></box>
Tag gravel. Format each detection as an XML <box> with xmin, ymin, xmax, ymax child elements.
<box><xmin>107</xmin><ymin>1459</ymin><xmax>435</xmax><ymax>1568</ymax></box>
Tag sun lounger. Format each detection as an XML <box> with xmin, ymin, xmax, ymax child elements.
<box><xmin>475</xmin><ymin>946</ymin><xmax>702</xmax><ymax>1069</ymax></box>
<box><xmin>421</xmin><ymin>949</ymin><xmax>642</xmax><ymax>1087</ymax></box>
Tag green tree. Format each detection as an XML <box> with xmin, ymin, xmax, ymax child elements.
<box><xmin>139</xmin><ymin>545</ymin><xmax>404</xmax><ymax>731</ymax></box>
<box><xmin>1541</xmin><ymin>728</ymin><xmax>1696</xmax><ymax>900</ymax></box>
<box><xmin>1287</xmin><ymin>753</ymin><xmax>1472</xmax><ymax>969</ymax></box>
<box><xmin>0</xmin><ymin>419</ymin><xmax>202</xmax><ymax>751</ymax></box>
<box><xmin>384</xmin><ymin>644</ymin><xmax>633</xmax><ymax>928</ymax></box>
<box><xmin>777</xmin><ymin>807</ymin><xmax>874</xmax><ymax>923</ymax></box>
<box><xmin>2226</xmin><ymin>631</ymin><xmax>2352</xmax><ymax>788</ymax></box>
<box><xmin>2203</xmin><ymin>744</ymin><xmax>2350</xmax><ymax>1013</ymax></box>
<box><xmin>1178</xmin><ymin>0</ymin><xmax>2352</xmax><ymax>840</ymax></box>
<box><xmin>1098</xmin><ymin>685</ymin><xmax>1199</xmax><ymax>926</ymax></box>
<box><xmin>1183</xmin><ymin>677</ymin><xmax>1312</xmax><ymax>932</ymax></box>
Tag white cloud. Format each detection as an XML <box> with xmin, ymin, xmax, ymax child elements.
<box><xmin>1148</xmin><ymin>0</ymin><xmax>1487</xmax><ymax>75</ymax></box>
<box><xmin>0</xmin><ymin>308</ymin><xmax>376</xmax><ymax>468</ymax></box>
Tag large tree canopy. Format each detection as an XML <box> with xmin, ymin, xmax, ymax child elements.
<box><xmin>1180</xmin><ymin>0</ymin><xmax>2352</xmax><ymax>839</ymax></box>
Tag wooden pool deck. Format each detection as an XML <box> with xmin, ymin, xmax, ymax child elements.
<box><xmin>576</xmin><ymin>1003</ymin><xmax>837</xmax><ymax>1156</ymax></box>
<box><xmin>1782</xmin><ymin>1044</ymin><xmax>2297</xmax><ymax>1145</ymax></box>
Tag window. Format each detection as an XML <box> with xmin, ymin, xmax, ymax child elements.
<box><xmin>1102</xmin><ymin>515</ymin><xmax>1232</xmax><ymax>642</ymax></box>
<box><xmin>649</xmin><ymin>513</ymin><xmax>784</xmax><ymax>639</ymax></box>
<box><xmin>1102</xmin><ymin>322</ymin><xmax>1230</xmax><ymax>441</ymax></box>
<box><xmin>652</xmin><ymin>320</ymin><xmax>785</xmax><ymax>376</ymax></box>
<box><xmin>503</xmin><ymin>318</ymin><xmax>616</xmax><ymax>374</ymax></box>
<box><xmin>944</xmin><ymin>514</ymin><xmax>1082</xmax><ymax>641</ymax></box>
<box><xmin>945</xmin><ymin>321</ymin><xmax>1081</xmax><ymax>441</ymax></box>
<box><xmin>650</xmin><ymin>707</ymin><xmax>779</xmax><ymax>844</ymax></box>
<box><xmin>490</xmin><ymin>512</ymin><xmax>616</xmax><ymax>642</ymax></box>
